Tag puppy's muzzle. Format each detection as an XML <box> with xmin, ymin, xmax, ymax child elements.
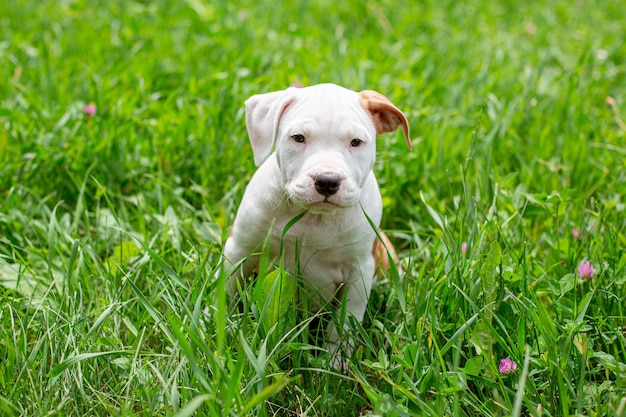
<box><xmin>314</xmin><ymin>172</ymin><xmax>341</xmax><ymax>196</ymax></box>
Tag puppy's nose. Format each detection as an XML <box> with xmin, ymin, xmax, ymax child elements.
<box><xmin>314</xmin><ymin>172</ymin><xmax>341</xmax><ymax>196</ymax></box>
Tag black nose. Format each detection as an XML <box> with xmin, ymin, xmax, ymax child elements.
<box><xmin>314</xmin><ymin>173</ymin><xmax>341</xmax><ymax>196</ymax></box>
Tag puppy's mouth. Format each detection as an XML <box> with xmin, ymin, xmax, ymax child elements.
<box><xmin>307</xmin><ymin>199</ymin><xmax>344</xmax><ymax>214</ymax></box>
<box><xmin>322</xmin><ymin>195</ymin><xmax>337</xmax><ymax>204</ymax></box>
<box><xmin>319</xmin><ymin>196</ymin><xmax>344</xmax><ymax>207</ymax></box>
<box><xmin>288</xmin><ymin>175</ymin><xmax>360</xmax><ymax>213</ymax></box>
<box><xmin>291</xmin><ymin>195</ymin><xmax>346</xmax><ymax>214</ymax></box>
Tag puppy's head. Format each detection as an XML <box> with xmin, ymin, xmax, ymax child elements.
<box><xmin>245</xmin><ymin>83</ymin><xmax>410</xmax><ymax>214</ymax></box>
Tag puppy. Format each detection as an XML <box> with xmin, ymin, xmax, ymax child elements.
<box><xmin>223</xmin><ymin>83</ymin><xmax>410</xmax><ymax>366</ymax></box>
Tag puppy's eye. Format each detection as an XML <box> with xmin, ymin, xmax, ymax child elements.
<box><xmin>350</xmin><ymin>138</ymin><xmax>364</xmax><ymax>147</ymax></box>
<box><xmin>291</xmin><ymin>134</ymin><xmax>306</xmax><ymax>143</ymax></box>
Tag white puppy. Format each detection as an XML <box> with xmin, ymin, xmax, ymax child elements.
<box><xmin>223</xmin><ymin>83</ymin><xmax>410</xmax><ymax>366</ymax></box>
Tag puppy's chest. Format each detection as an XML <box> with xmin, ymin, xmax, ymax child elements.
<box><xmin>270</xmin><ymin>214</ymin><xmax>372</xmax><ymax>272</ymax></box>
<box><xmin>277</xmin><ymin>233</ymin><xmax>364</xmax><ymax>290</ymax></box>
<box><xmin>273</xmin><ymin>212</ymin><xmax>367</xmax><ymax>252</ymax></box>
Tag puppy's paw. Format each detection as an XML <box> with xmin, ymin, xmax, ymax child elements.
<box><xmin>325</xmin><ymin>342</ymin><xmax>351</xmax><ymax>372</ymax></box>
<box><xmin>328</xmin><ymin>354</ymin><xmax>350</xmax><ymax>372</ymax></box>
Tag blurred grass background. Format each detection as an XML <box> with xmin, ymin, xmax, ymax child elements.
<box><xmin>1</xmin><ymin>0</ymin><xmax>625</xmax><ymax>416</ymax></box>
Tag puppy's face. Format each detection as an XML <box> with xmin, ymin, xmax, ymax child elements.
<box><xmin>245</xmin><ymin>84</ymin><xmax>411</xmax><ymax>214</ymax></box>
<box><xmin>274</xmin><ymin>90</ymin><xmax>377</xmax><ymax>214</ymax></box>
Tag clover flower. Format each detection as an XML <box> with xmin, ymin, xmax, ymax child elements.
<box><xmin>577</xmin><ymin>261</ymin><xmax>595</xmax><ymax>279</ymax></box>
<box><xmin>499</xmin><ymin>358</ymin><xmax>517</xmax><ymax>375</ymax></box>
<box><xmin>461</xmin><ymin>242</ymin><xmax>467</xmax><ymax>253</ymax></box>
<box><xmin>83</xmin><ymin>103</ymin><xmax>96</xmax><ymax>116</ymax></box>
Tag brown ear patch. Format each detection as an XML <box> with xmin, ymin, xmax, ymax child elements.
<box><xmin>372</xmin><ymin>231</ymin><xmax>399</xmax><ymax>277</ymax></box>
<box><xmin>358</xmin><ymin>90</ymin><xmax>411</xmax><ymax>149</ymax></box>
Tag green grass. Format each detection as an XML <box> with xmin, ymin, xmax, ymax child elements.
<box><xmin>1</xmin><ymin>0</ymin><xmax>625</xmax><ymax>415</ymax></box>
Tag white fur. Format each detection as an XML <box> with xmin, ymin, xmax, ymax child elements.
<box><xmin>223</xmin><ymin>83</ymin><xmax>410</xmax><ymax>367</ymax></box>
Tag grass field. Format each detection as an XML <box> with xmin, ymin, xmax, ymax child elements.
<box><xmin>1</xmin><ymin>0</ymin><xmax>625</xmax><ymax>415</ymax></box>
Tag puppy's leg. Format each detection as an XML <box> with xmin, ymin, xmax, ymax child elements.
<box><xmin>222</xmin><ymin>235</ymin><xmax>259</xmax><ymax>298</ymax></box>
<box><xmin>325</xmin><ymin>265</ymin><xmax>374</xmax><ymax>369</ymax></box>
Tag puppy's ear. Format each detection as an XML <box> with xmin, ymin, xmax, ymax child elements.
<box><xmin>245</xmin><ymin>90</ymin><xmax>295</xmax><ymax>166</ymax></box>
<box><xmin>358</xmin><ymin>90</ymin><xmax>411</xmax><ymax>150</ymax></box>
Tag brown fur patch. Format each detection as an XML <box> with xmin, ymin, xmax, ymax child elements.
<box><xmin>358</xmin><ymin>90</ymin><xmax>411</xmax><ymax>149</ymax></box>
<box><xmin>372</xmin><ymin>231</ymin><xmax>399</xmax><ymax>277</ymax></box>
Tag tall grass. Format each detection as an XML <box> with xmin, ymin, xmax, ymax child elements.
<box><xmin>1</xmin><ymin>0</ymin><xmax>625</xmax><ymax>415</ymax></box>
